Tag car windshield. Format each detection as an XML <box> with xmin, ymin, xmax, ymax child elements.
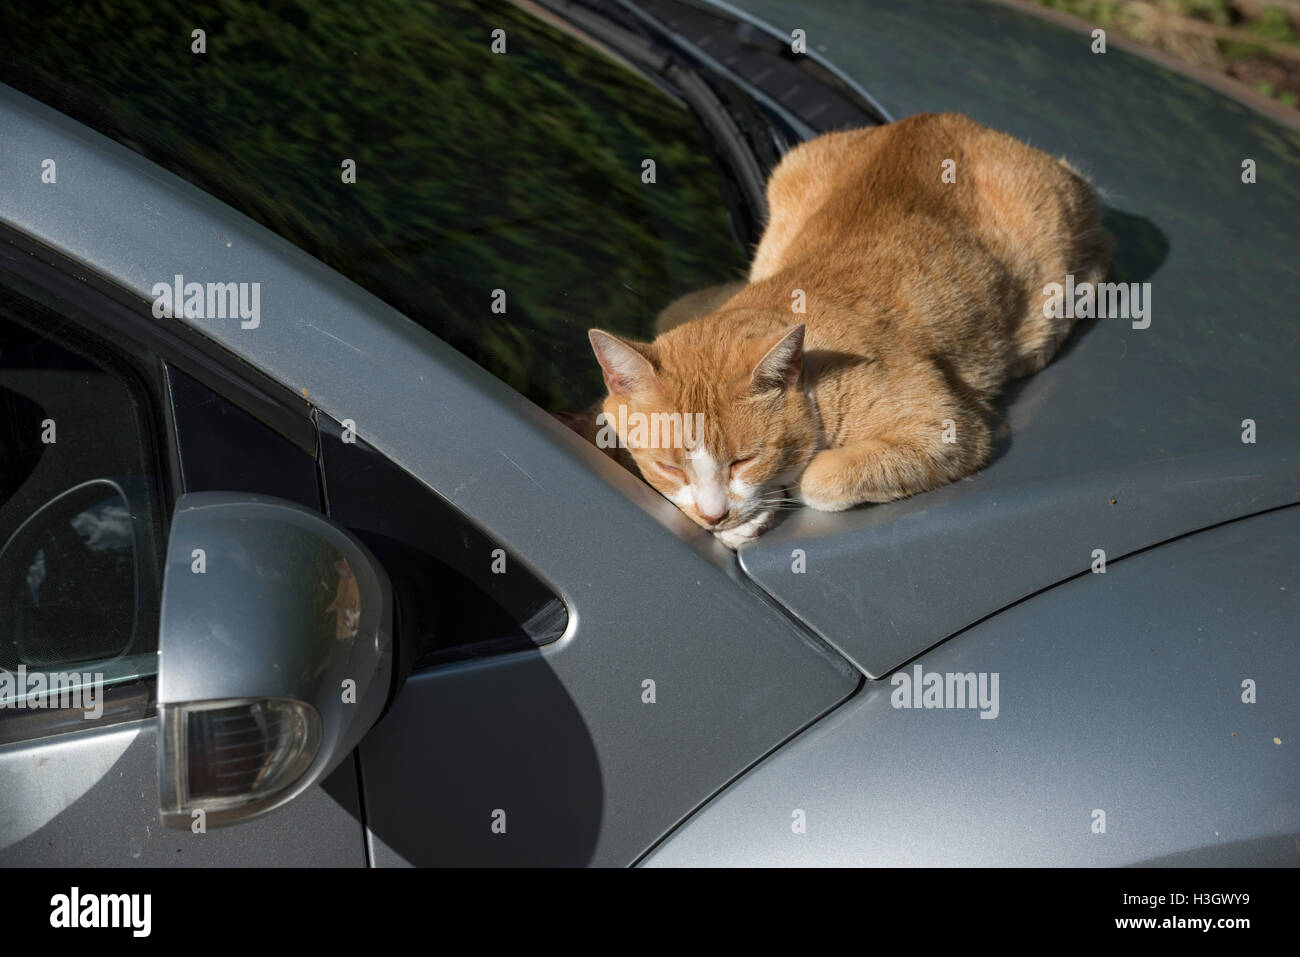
<box><xmin>0</xmin><ymin>0</ymin><xmax>751</xmax><ymax>413</ymax></box>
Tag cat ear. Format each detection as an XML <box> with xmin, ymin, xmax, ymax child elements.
<box><xmin>750</xmin><ymin>324</ymin><xmax>805</xmax><ymax>392</ymax></box>
<box><xmin>589</xmin><ymin>329</ymin><xmax>658</xmax><ymax>396</ymax></box>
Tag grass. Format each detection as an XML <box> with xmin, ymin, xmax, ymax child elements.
<box><xmin>1029</xmin><ymin>0</ymin><xmax>1300</xmax><ymax>108</ymax></box>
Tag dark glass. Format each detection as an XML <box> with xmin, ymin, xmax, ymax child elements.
<box><xmin>2</xmin><ymin>482</ymin><xmax>137</xmax><ymax>667</ymax></box>
<box><xmin>167</xmin><ymin>364</ymin><xmax>320</xmax><ymax>510</ymax></box>
<box><xmin>0</xmin><ymin>303</ymin><xmax>165</xmax><ymax>679</ymax></box>
<box><xmin>0</xmin><ymin>0</ymin><xmax>751</xmax><ymax>412</ymax></box>
<box><xmin>317</xmin><ymin>415</ymin><xmax>567</xmax><ymax>672</ymax></box>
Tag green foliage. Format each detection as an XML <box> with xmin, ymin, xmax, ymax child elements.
<box><xmin>1250</xmin><ymin>6</ymin><xmax>1295</xmax><ymax>42</ymax></box>
<box><xmin>1184</xmin><ymin>0</ymin><xmax>1234</xmax><ymax>26</ymax></box>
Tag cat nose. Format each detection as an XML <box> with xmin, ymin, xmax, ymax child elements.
<box><xmin>699</xmin><ymin>506</ymin><xmax>729</xmax><ymax>526</ymax></box>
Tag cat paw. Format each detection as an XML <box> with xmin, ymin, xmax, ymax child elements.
<box><xmin>714</xmin><ymin>511</ymin><xmax>775</xmax><ymax>549</ymax></box>
<box><xmin>795</xmin><ymin>454</ymin><xmax>858</xmax><ymax>512</ymax></box>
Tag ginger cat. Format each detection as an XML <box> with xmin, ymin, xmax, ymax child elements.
<box><xmin>588</xmin><ymin>112</ymin><xmax>1111</xmax><ymax>548</ymax></box>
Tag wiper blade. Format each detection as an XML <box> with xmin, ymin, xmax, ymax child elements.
<box><xmin>528</xmin><ymin>0</ymin><xmax>773</xmax><ymax>236</ymax></box>
<box><xmin>607</xmin><ymin>0</ymin><xmax>814</xmax><ymax>141</ymax></box>
<box><xmin>663</xmin><ymin>60</ymin><xmax>768</xmax><ymax>224</ymax></box>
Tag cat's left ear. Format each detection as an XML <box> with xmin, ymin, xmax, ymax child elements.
<box><xmin>750</xmin><ymin>324</ymin><xmax>805</xmax><ymax>392</ymax></box>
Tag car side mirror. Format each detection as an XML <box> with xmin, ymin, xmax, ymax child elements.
<box><xmin>156</xmin><ymin>492</ymin><xmax>393</xmax><ymax>829</ymax></box>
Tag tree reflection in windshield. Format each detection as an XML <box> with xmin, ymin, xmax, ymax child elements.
<box><xmin>0</xmin><ymin>0</ymin><xmax>751</xmax><ymax>411</ymax></box>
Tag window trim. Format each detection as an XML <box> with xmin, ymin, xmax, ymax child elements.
<box><xmin>0</xmin><ymin>225</ymin><xmax>316</xmax><ymax>457</ymax></box>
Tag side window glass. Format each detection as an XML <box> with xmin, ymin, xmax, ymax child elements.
<box><xmin>166</xmin><ymin>364</ymin><xmax>320</xmax><ymax>511</ymax></box>
<box><xmin>0</xmin><ymin>286</ymin><xmax>168</xmax><ymax>736</ymax></box>
<box><xmin>316</xmin><ymin>415</ymin><xmax>567</xmax><ymax>670</ymax></box>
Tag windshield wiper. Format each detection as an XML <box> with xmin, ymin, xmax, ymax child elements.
<box><xmin>528</xmin><ymin>0</ymin><xmax>777</xmax><ymax>239</ymax></box>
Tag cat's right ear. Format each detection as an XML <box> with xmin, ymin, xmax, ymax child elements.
<box><xmin>588</xmin><ymin>329</ymin><xmax>657</xmax><ymax>396</ymax></box>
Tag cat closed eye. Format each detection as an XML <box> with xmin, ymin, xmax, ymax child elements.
<box><xmin>730</xmin><ymin>456</ymin><xmax>756</xmax><ymax>472</ymax></box>
<box><xmin>656</xmin><ymin>462</ymin><xmax>685</xmax><ymax>475</ymax></box>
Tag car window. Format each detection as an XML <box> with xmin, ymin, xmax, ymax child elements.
<box><xmin>167</xmin><ymin>364</ymin><xmax>320</xmax><ymax>512</ymax></box>
<box><xmin>0</xmin><ymin>0</ymin><xmax>751</xmax><ymax>414</ymax></box>
<box><xmin>0</xmin><ymin>279</ymin><xmax>169</xmax><ymax>735</ymax></box>
<box><xmin>316</xmin><ymin>414</ymin><xmax>568</xmax><ymax>671</ymax></box>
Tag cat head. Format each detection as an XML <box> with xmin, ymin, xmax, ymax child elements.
<box><xmin>587</xmin><ymin>320</ymin><xmax>817</xmax><ymax>534</ymax></box>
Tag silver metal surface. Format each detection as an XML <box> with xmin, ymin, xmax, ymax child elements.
<box><xmin>646</xmin><ymin>506</ymin><xmax>1300</xmax><ymax>866</ymax></box>
<box><xmin>0</xmin><ymin>721</ymin><xmax>366</xmax><ymax>866</ymax></box>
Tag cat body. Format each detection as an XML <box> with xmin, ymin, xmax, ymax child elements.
<box><xmin>589</xmin><ymin>112</ymin><xmax>1111</xmax><ymax>547</ymax></box>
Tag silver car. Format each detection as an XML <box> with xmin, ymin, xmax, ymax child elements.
<box><xmin>0</xmin><ymin>0</ymin><xmax>1296</xmax><ymax>869</ymax></box>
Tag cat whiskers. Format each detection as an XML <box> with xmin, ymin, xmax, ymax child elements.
<box><xmin>752</xmin><ymin>489</ymin><xmax>805</xmax><ymax>512</ymax></box>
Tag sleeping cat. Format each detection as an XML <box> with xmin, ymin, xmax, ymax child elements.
<box><xmin>588</xmin><ymin>112</ymin><xmax>1112</xmax><ymax>548</ymax></box>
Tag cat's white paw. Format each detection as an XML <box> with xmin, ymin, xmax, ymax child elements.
<box><xmin>714</xmin><ymin>511</ymin><xmax>775</xmax><ymax>550</ymax></box>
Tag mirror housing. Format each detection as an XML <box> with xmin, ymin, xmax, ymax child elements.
<box><xmin>156</xmin><ymin>492</ymin><xmax>393</xmax><ymax>829</ymax></box>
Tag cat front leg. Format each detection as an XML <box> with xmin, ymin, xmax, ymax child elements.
<box><xmin>796</xmin><ymin>420</ymin><xmax>991</xmax><ymax>510</ymax></box>
<box><xmin>714</xmin><ymin>508</ymin><xmax>778</xmax><ymax>549</ymax></box>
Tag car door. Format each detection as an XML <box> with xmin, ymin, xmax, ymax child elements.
<box><xmin>0</xmin><ymin>236</ymin><xmax>367</xmax><ymax>866</ymax></box>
